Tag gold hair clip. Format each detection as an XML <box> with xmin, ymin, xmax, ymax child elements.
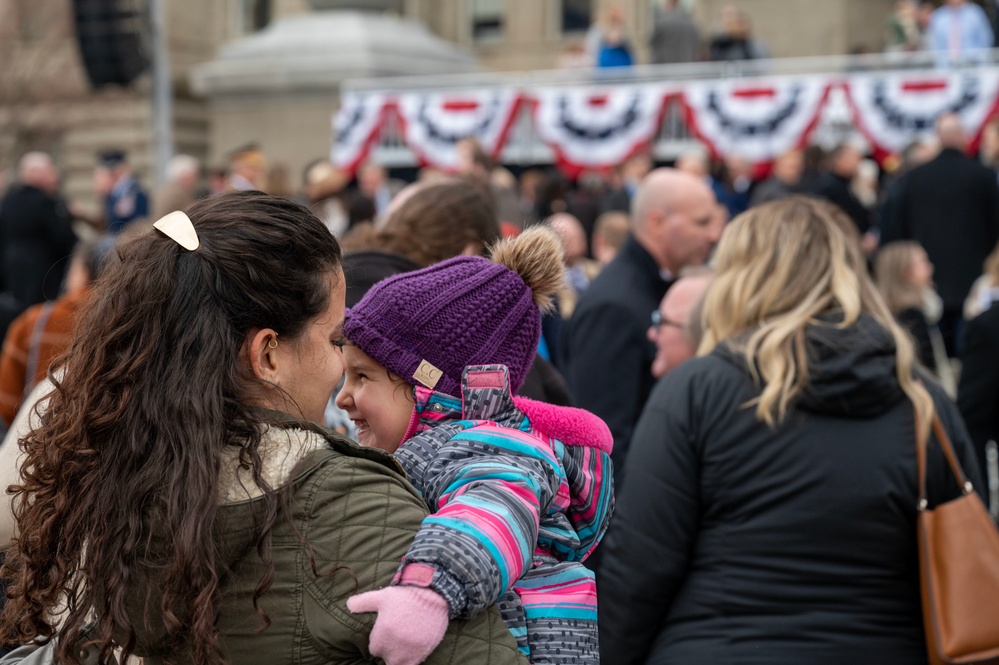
<box><xmin>153</xmin><ymin>211</ymin><xmax>200</xmax><ymax>251</ymax></box>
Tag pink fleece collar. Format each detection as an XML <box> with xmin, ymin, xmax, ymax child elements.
<box><xmin>513</xmin><ymin>396</ymin><xmax>613</xmax><ymax>454</ymax></box>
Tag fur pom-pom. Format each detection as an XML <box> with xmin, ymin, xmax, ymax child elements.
<box><xmin>489</xmin><ymin>226</ymin><xmax>565</xmax><ymax>313</ymax></box>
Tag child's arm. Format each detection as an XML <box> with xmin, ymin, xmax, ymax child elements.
<box><xmin>401</xmin><ymin>424</ymin><xmax>561</xmax><ymax>614</ymax></box>
<box><xmin>348</xmin><ymin>423</ymin><xmax>560</xmax><ymax>659</ymax></box>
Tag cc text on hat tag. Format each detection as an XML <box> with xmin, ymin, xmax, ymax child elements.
<box><xmin>413</xmin><ymin>360</ymin><xmax>443</xmax><ymax>390</ymax></box>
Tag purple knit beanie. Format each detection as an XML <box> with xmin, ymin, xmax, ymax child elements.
<box><xmin>343</xmin><ymin>255</ymin><xmax>540</xmax><ymax>398</ymax></box>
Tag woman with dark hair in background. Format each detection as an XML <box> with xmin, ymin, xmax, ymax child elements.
<box><xmin>0</xmin><ymin>192</ymin><xmax>524</xmax><ymax>665</ymax></box>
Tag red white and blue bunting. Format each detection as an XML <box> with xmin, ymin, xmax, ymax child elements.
<box><xmin>845</xmin><ymin>71</ymin><xmax>999</xmax><ymax>158</ymax></box>
<box><xmin>395</xmin><ymin>89</ymin><xmax>523</xmax><ymax>171</ymax></box>
<box><xmin>331</xmin><ymin>92</ymin><xmax>392</xmax><ymax>173</ymax></box>
<box><xmin>332</xmin><ymin>68</ymin><xmax>999</xmax><ymax>175</ymax></box>
<box><xmin>530</xmin><ymin>84</ymin><xmax>671</xmax><ymax>175</ymax></box>
<box><xmin>681</xmin><ymin>76</ymin><xmax>831</xmax><ymax>167</ymax></box>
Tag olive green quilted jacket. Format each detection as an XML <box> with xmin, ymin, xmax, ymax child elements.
<box><xmin>128</xmin><ymin>416</ymin><xmax>526</xmax><ymax>665</ymax></box>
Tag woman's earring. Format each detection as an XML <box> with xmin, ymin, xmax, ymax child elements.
<box><xmin>268</xmin><ymin>338</ymin><xmax>278</xmax><ymax>349</ymax></box>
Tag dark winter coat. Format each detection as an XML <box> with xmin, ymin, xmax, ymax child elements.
<box><xmin>881</xmin><ymin>148</ymin><xmax>999</xmax><ymax>311</ymax></box>
<box><xmin>560</xmin><ymin>234</ymin><xmax>670</xmax><ymax>490</ymax></box>
<box><xmin>895</xmin><ymin>306</ymin><xmax>934</xmax><ymax>368</ymax></box>
<box><xmin>812</xmin><ymin>172</ymin><xmax>871</xmax><ymax>234</ymax></box>
<box><xmin>958</xmin><ymin>303</ymin><xmax>999</xmax><ymax>477</ymax></box>
<box><xmin>0</xmin><ymin>185</ymin><xmax>77</xmax><ymax>307</ymax></box>
<box><xmin>598</xmin><ymin>315</ymin><xmax>983</xmax><ymax>665</ymax></box>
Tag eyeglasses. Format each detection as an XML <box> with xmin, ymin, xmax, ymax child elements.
<box><xmin>650</xmin><ymin>310</ymin><xmax>685</xmax><ymax>330</ymax></box>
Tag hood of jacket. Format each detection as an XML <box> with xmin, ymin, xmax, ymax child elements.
<box><xmin>718</xmin><ymin>314</ymin><xmax>906</xmax><ymax>419</ymax></box>
<box><xmin>405</xmin><ymin>365</ymin><xmax>614</xmax><ymax>562</ymax></box>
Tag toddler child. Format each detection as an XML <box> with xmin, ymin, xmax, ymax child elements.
<box><xmin>338</xmin><ymin>226</ymin><xmax>614</xmax><ymax>664</ymax></box>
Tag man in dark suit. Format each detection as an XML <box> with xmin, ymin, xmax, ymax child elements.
<box><xmin>882</xmin><ymin>113</ymin><xmax>999</xmax><ymax>354</ymax></box>
<box><xmin>958</xmin><ymin>303</ymin><xmax>999</xmax><ymax>495</ymax></box>
<box><xmin>560</xmin><ymin>168</ymin><xmax>720</xmax><ymax>492</ymax></box>
<box><xmin>0</xmin><ymin>152</ymin><xmax>78</xmax><ymax>309</ymax></box>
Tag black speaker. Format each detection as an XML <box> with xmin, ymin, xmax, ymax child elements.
<box><xmin>72</xmin><ymin>0</ymin><xmax>150</xmax><ymax>88</ymax></box>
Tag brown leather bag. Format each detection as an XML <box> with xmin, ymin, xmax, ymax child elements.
<box><xmin>917</xmin><ymin>414</ymin><xmax>999</xmax><ymax>665</ymax></box>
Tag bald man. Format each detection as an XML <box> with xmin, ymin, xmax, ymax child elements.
<box><xmin>0</xmin><ymin>153</ymin><xmax>77</xmax><ymax>309</ymax></box>
<box><xmin>883</xmin><ymin>112</ymin><xmax>999</xmax><ymax>354</ymax></box>
<box><xmin>561</xmin><ymin>168</ymin><xmax>720</xmax><ymax>492</ymax></box>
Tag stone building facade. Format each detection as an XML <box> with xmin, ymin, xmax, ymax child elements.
<box><xmin>1</xmin><ymin>0</ymin><xmax>903</xmax><ymax>210</ymax></box>
<box><xmin>0</xmin><ymin>0</ymin><xmax>244</xmax><ymax>210</ymax></box>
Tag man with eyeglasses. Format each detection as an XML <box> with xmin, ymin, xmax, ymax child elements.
<box><xmin>649</xmin><ymin>270</ymin><xmax>714</xmax><ymax>379</ymax></box>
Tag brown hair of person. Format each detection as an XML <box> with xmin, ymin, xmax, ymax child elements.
<box><xmin>378</xmin><ymin>177</ymin><xmax>500</xmax><ymax>266</ymax></box>
<box><xmin>0</xmin><ymin>192</ymin><xmax>343</xmax><ymax>664</ymax></box>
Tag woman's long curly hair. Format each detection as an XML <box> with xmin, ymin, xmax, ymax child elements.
<box><xmin>0</xmin><ymin>192</ymin><xmax>343</xmax><ymax>664</ymax></box>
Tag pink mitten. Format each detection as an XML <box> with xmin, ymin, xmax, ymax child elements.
<box><xmin>347</xmin><ymin>586</ymin><xmax>450</xmax><ymax>665</ymax></box>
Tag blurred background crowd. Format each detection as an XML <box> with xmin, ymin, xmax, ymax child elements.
<box><xmin>3</xmin><ymin>1</ymin><xmax>999</xmax><ymax>662</ymax></box>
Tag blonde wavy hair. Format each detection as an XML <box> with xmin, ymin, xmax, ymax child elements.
<box><xmin>874</xmin><ymin>242</ymin><xmax>926</xmax><ymax>313</ymax></box>
<box><xmin>698</xmin><ymin>196</ymin><xmax>933</xmax><ymax>434</ymax></box>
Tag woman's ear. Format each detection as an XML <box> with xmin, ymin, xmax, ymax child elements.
<box><xmin>245</xmin><ymin>328</ymin><xmax>281</xmax><ymax>383</ymax></box>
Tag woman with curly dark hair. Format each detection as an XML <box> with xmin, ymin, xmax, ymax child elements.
<box><xmin>0</xmin><ymin>192</ymin><xmax>524</xmax><ymax>665</ymax></box>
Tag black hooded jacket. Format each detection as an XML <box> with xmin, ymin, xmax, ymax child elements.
<box><xmin>598</xmin><ymin>316</ymin><xmax>983</xmax><ymax>665</ymax></box>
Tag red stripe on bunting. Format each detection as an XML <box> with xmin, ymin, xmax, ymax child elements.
<box><xmin>441</xmin><ymin>100</ymin><xmax>481</xmax><ymax>111</ymax></box>
<box><xmin>731</xmin><ymin>87</ymin><xmax>777</xmax><ymax>99</ymax></box>
<box><xmin>901</xmin><ymin>81</ymin><xmax>949</xmax><ymax>93</ymax></box>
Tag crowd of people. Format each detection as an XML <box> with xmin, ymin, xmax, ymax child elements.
<box><xmin>567</xmin><ymin>0</ymin><xmax>999</xmax><ymax>69</ymax></box>
<box><xmin>0</xmin><ymin>95</ymin><xmax>999</xmax><ymax>661</ymax></box>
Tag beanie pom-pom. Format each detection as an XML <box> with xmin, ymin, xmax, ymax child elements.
<box><xmin>489</xmin><ymin>226</ymin><xmax>565</xmax><ymax>313</ymax></box>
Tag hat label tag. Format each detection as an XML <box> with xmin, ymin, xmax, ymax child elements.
<box><xmin>413</xmin><ymin>360</ymin><xmax>443</xmax><ymax>390</ymax></box>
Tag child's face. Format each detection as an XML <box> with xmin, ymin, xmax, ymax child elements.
<box><xmin>336</xmin><ymin>345</ymin><xmax>415</xmax><ymax>453</ymax></box>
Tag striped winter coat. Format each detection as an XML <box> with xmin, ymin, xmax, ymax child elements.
<box><xmin>391</xmin><ymin>364</ymin><xmax>614</xmax><ymax>664</ymax></box>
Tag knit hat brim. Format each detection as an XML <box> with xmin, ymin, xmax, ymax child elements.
<box><xmin>343</xmin><ymin>304</ymin><xmax>462</xmax><ymax>398</ymax></box>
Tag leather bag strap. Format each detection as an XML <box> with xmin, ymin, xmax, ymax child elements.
<box><xmin>916</xmin><ymin>404</ymin><xmax>973</xmax><ymax>509</ymax></box>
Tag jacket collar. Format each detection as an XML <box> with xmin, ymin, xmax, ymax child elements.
<box><xmin>938</xmin><ymin>147</ymin><xmax>966</xmax><ymax>160</ymax></box>
<box><xmin>620</xmin><ymin>233</ymin><xmax>672</xmax><ymax>291</ymax></box>
<box><xmin>403</xmin><ymin>365</ymin><xmax>529</xmax><ymax>441</ymax></box>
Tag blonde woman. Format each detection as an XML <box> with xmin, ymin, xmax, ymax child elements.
<box><xmin>598</xmin><ymin>196</ymin><xmax>983</xmax><ymax>665</ymax></box>
<box><xmin>875</xmin><ymin>242</ymin><xmax>956</xmax><ymax>396</ymax></box>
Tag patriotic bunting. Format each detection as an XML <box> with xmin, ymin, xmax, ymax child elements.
<box><xmin>530</xmin><ymin>85</ymin><xmax>671</xmax><ymax>175</ymax></box>
<box><xmin>394</xmin><ymin>89</ymin><xmax>523</xmax><ymax>171</ymax></box>
<box><xmin>331</xmin><ymin>92</ymin><xmax>392</xmax><ymax>174</ymax></box>
<box><xmin>681</xmin><ymin>77</ymin><xmax>831</xmax><ymax>168</ymax></box>
<box><xmin>845</xmin><ymin>70</ymin><xmax>999</xmax><ymax>158</ymax></box>
<box><xmin>332</xmin><ymin>67</ymin><xmax>999</xmax><ymax>174</ymax></box>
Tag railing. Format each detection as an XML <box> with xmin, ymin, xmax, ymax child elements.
<box><xmin>341</xmin><ymin>49</ymin><xmax>999</xmax><ymax>168</ymax></box>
